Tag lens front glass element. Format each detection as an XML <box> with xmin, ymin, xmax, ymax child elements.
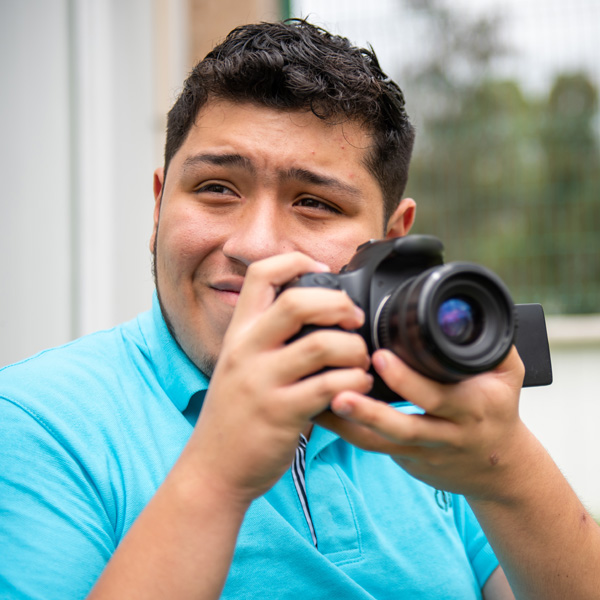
<box><xmin>437</xmin><ymin>297</ymin><xmax>481</xmax><ymax>345</ymax></box>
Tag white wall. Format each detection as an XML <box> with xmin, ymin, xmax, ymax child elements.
<box><xmin>1</xmin><ymin>0</ymin><xmax>73</xmax><ymax>366</ymax></box>
<box><xmin>0</xmin><ymin>0</ymin><xmax>168</xmax><ymax>368</ymax></box>
<box><xmin>521</xmin><ymin>335</ymin><xmax>600</xmax><ymax>517</ymax></box>
<box><xmin>71</xmin><ymin>0</ymin><xmax>157</xmax><ymax>339</ymax></box>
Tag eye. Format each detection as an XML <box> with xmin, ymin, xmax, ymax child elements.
<box><xmin>194</xmin><ymin>182</ymin><xmax>236</xmax><ymax>196</ymax></box>
<box><xmin>295</xmin><ymin>197</ymin><xmax>342</xmax><ymax>214</ymax></box>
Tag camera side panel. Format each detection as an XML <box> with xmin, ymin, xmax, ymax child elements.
<box><xmin>514</xmin><ymin>304</ymin><xmax>553</xmax><ymax>387</ymax></box>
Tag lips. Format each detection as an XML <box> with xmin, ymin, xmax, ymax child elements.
<box><xmin>210</xmin><ymin>279</ymin><xmax>244</xmax><ymax>306</ymax></box>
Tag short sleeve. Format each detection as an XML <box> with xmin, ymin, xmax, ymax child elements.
<box><xmin>0</xmin><ymin>397</ymin><xmax>114</xmax><ymax>599</ymax></box>
<box><xmin>452</xmin><ymin>494</ymin><xmax>499</xmax><ymax>589</ymax></box>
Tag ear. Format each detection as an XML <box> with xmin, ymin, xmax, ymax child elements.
<box><xmin>385</xmin><ymin>197</ymin><xmax>416</xmax><ymax>239</ymax></box>
<box><xmin>149</xmin><ymin>167</ymin><xmax>165</xmax><ymax>253</ymax></box>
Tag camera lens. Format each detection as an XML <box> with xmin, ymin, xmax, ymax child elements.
<box><xmin>375</xmin><ymin>263</ymin><xmax>515</xmax><ymax>383</ymax></box>
<box><xmin>437</xmin><ymin>297</ymin><xmax>481</xmax><ymax>345</ymax></box>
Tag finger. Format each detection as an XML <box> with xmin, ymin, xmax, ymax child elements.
<box><xmin>240</xmin><ymin>288</ymin><xmax>364</xmax><ymax>352</ymax></box>
<box><xmin>282</xmin><ymin>367</ymin><xmax>375</xmax><ymax>420</ymax></box>
<box><xmin>495</xmin><ymin>346</ymin><xmax>526</xmax><ymax>389</ymax></box>
<box><xmin>370</xmin><ymin>349</ymin><xmax>455</xmax><ymax>415</ymax></box>
<box><xmin>277</xmin><ymin>287</ymin><xmax>365</xmax><ymax>332</ymax></box>
<box><xmin>230</xmin><ymin>252</ymin><xmax>330</xmax><ymax>328</ymax></box>
<box><xmin>372</xmin><ymin>348</ymin><xmax>524</xmax><ymax>420</ymax></box>
<box><xmin>314</xmin><ymin>409</ymin><xmax>408</xmax><ymax>454</ymax></box>
<box><xmin>269</xmin><ymin>329</ymin><xmax>370</xmax><ymax>384</ymax></box>
<box><xmin>327</xmin><ymin>391</ymin><xmax>458</xmax><ymax>449</ymax></box>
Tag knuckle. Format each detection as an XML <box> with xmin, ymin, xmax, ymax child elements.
<box><xmin>311</xmin><ymin>371</ymin><xmax>339</xmax><ymax>399</ymax></box>
<box><xmin>359</xmin><ymin>401</ymin><xmax>384</xmax><ymax>427</ymax></box>
<box><xmin>245</xmin><ymin>259</ymin><xmax>268</xmax><ymax>281</ymax></box>
<box><xmin>219</xmin><ymin>336</ymin><xmax>257</xmax><ymax>375</ymax></box>
<box><xmin>423</xmin><ymin>389</ymin><xmax>446</xmax><ymax>413</ymax></box>
<box><xmin>354</xmin><ymin>337</ymin><xmax>370</xmax><ymax>363</ymax></box>
<box><xmin>347</xmin><ymin>331</ymin><xmax>368</xmax><ymax>351</ymax></box>
<box><xmin>303</xmin><ymin>333</ymin><xmax>330</xmax><ymax>360</ymax></box>
<box><xmin>349</xmin><ymin>367</ymin><xmax>373</xmax><ymax>390</ymax></box>
<box><xmin>248</xmin><ymin>251</ymin><xmax>316</xmax><ymax>284</ymax></box>
<box><xmin>276</xmin><ymin>288</ymin><xmax>302</xmax><ymax>314</ymax></box>
<box><xmin>220</xmin><ymin>341</ymin><xmax>244</xmax><ymax>369</ymax></box>
<box><xmin>400</xmin><ymin>427</ymin><xmax>420</xmax><ymax>444</ymax></box>
<box><xmin>312</xmin><ymin>367</ymin><xmax>362</xmax><ymax>399</ymax></box>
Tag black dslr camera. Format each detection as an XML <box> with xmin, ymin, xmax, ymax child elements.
<box><xmin>286</xmin><ymin>235</ymin><xmax>552</xmax><ymax>403</ymax></box>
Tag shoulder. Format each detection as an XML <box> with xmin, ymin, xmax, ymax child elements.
<box><xmin>0</xmin><ymin>315</ymin><xmax>151</xmax><ymax>429</ymax></box>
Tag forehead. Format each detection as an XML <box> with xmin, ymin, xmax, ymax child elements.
<box><xmin>170</xmin><ymin>99</ymin><xmax>379</xmax><ymax>184</ymax></box>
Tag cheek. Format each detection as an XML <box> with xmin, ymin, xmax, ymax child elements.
<box><xmin>157</xmin><ymin>209</ymin><xmax>223</xmax><ymax>273</ymax></box>
<box><xmin>305</xmin><ymin>224</ymin><xmax>382</xmax><ymax>272</ymax></box>
<box><xmin>299</xmin><ymin>239</ymin><xmax>363</xmax><ymax>273</ymax></box>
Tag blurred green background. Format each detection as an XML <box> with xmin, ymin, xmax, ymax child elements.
<box><xmin>291</xmin><ymin>0</ymin><xmax>599</xmax><ymax>315</ymax></box>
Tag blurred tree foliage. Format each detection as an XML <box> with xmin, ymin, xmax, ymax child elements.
<box><xmin>401</xmin><ymin>0</ymin><xmax>599</xmax><ymax>314</ymax></box>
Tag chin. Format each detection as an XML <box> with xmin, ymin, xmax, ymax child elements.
<box><xmin>195</xmin><ymin>352</ymin><xmax>218</xmax><ymax>377</ymax></box>
<box><xmin>186</xmin><ymin>327</ymin><xmax>224</xmax><ymax>378</ymax></box>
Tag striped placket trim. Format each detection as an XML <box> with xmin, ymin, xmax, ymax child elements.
<box><xmin>291</xmin><ymin>434</ymin><xmax>318</xmax><ymax>548</ymax></box>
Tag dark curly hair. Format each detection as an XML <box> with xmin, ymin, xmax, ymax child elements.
<box><xmin>164</xmin><ymin>19</ymin><xmax>415</xmax><ymax>223</ymax></box>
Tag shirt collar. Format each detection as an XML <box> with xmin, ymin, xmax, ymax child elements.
<box><xmin>305</xmin><ymin>402</ymin><xmax>423</xmax><ymax>462</ymax></box>
<box><xmin>137</xmin><ymin>292</ymin><xmax>210</xmax><ymax>413</ymax></box>
<box><xmin>306</xmin><ymin>423</ymin><xmax>340</xmax><ymax>463</ymax></box>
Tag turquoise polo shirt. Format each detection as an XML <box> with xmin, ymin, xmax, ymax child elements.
<box><xmin>0</xmin><ymin>295</ymin><xmax>498</xmax><ymax>599</ymax></box>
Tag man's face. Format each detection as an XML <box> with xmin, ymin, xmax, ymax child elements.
<box><xmin>151</xmin><ymin>99</ymin><xmax>413</xmax><ymax>374</ymax></box>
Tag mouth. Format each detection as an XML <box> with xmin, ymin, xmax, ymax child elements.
<box><xmin>210</xmin><ymin>280</ymin><xmax>244</xmax><ymax>306</ymax></box>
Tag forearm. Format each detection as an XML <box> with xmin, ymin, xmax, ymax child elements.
<box><xmin>88</xmin><ymin>457</ymin><xmax>249</xmax><ymax>600</ymax></box>
<box><xmin>322</xmin><ymin>349</ymin><xmax>600</xmax><ymax>598</ymax></box>
<box><xmin>467</xmin><ymin>426</ymin><xmax>600</xmax><ymax>600</ymax></box>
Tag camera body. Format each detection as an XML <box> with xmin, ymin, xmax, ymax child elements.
<box><xmin>286</xmin><ymin>235</ymin><xmax>552</xmax><ymax>403</ymax></box>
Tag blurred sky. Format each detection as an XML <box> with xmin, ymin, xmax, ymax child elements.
<box><xmin>293</xmin><ymin>0</ymin><xmax>600</xmax><ymax>98</ymax></box>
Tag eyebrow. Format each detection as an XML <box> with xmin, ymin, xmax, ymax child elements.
<box><xmin>181</xmin><ymin>153</ymin><xmax>363</xmax><ymax>200</ymax></box>
<box><xmin>280</xmin><ymin>167</ymin><xmax>363</xmax><ymax>200</ymax></box>
<box><xmin>182</xmin><ymin>153</ymin><xmax>255</xmax><ymax>173</ymax></box>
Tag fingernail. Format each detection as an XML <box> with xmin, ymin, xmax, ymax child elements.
<box><xmin>373</xmin><ymin>352</ymin><xmax>387</xmax><ymax>372</ymax></box>
<box><xmin>354</xmin><ymin>306</ymin><xmax>365</xmax><ymax>324</ymax></box>
<box><xmin>332</xmin><ymin>399</ymin><xmax>353</xmax><ymax>417</ymax></box>
<box><xmin>315</xmin><ymin>261</ymin><xmax>331</xmax><ymax>272</ymax></box>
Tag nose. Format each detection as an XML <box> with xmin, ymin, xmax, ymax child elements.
<box><xmin>222</xmin><ymin>198</ymin><xmax>291</xmax><ymax>267</ymax></box>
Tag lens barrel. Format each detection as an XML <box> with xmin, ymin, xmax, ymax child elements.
<box><xmin>375</xmin><ymin>262</ymin><xmax>515</xmax><ymax>383</ymax></box>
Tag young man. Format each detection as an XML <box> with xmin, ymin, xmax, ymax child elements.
<box><xmin>1</xmin><ymin>20</ymin><xmax>599</xmax><ymax>600</ymax></box>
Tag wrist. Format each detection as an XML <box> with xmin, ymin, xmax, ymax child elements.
<box><xmin>168</xmin><ymin>449</ymin><xmax>255</xmax><ymax>521</ymax></box>
<box><xmin>465</xmin><ymin>423</ymin><xmax>549</xmax><ymax>507</ymax></box>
